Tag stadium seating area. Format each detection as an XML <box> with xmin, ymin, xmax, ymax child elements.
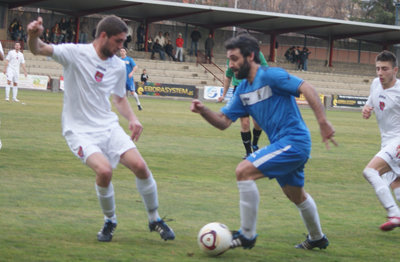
<box><xmin>0</xmin><ymin>48</ymin><xmax>376</xmax><ymax>97</ymax></box>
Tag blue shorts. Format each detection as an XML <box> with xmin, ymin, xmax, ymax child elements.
<box><xmin>247</xmin><ymin>138</ymin><xmax>310</xmax><ymax>187</ymax></box>
<box><xmin>126</xmin><ymin>78</ymin><xmax>135</xmax><ymax>92</ymax></box>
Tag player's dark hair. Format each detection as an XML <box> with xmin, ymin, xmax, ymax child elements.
<box><xmin>224</xmin><ymin>34</ymin><xmax>261</xmax><ymax>64</ymax></box>
<box><xmin>376</xmin><ymin>50</ymin><xmax>398</xmax><ymax>68</ymax></box>
<box><xmin>95</xmin><ymin>15</ymin><xmax>128</xmax><ymax>38</ymax></box>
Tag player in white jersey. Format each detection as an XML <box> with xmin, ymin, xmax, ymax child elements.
<box><xmin>362</xmin><ymin>50</ymin><xmax>400</xmax><ymax>231</ymax></box>
<box><xmin>27</xmin><ymin>16</ymin><xmax>175</xmax><ymax>242</ymax></box>
<box><xmin>3</xmin><ymin>42</ymin><xmax>27</xmax><ymax>102</ymax></box>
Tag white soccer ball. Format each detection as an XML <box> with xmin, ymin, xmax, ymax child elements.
<box><xmin>197</xmin><ymin>222</ymin><xmax>232</xmax><ymax>256</ymax></box>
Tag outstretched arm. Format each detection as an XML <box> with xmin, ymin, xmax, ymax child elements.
<box><xmin>298</xmin><ymin>81</ymin><xmax>337</xmax><ymax>149</ymax></box>
<box><xmin>27</xmin><ymin>17</ymin><xmax>53</xmax><ymax>57</ymax></box>
<box><xmin>217</xmin><ymin>75</ymin><xmax>232</xmax><ymax>102</ymax></box>
<box><xmin>191</xmin><ymin>99</ymin><xmax>232</xmax><ymax>130</ymax></box>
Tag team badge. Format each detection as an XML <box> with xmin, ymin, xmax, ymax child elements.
<box><xmin>95</xmin><ymin>71</ymin><xmax>104</xmax><ymax>82</ymax></box>
<box><xmin>77</xmin><ymin>146</ymin><xmax>84</xmax><ymax>158</ymax></box>
<box><xmin>379</xmin><ymin>101</ymin><xmax>385</xmax><ymax>111</ymax></box>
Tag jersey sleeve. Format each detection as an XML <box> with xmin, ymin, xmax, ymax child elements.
<box><xmin>268</xmin><ymin>68</ymin><xmax>303</xmax><ymax>97</ymax></box>
<box><xmin>52</xmin><ymin>44</ymin><xmax>76</xmax><ymax>67</ymax></box>
<box><xmin>220</xmin><ymin>83</ymin><xmax>247</xmax><ymax>122</ymax></box>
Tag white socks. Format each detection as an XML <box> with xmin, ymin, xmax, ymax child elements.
<box><xmin>5</xmin><ymin>85</ymin><xmax>10</xmax><ymax>100</ymax></box>
<box><xmin>95</xmin><ymin>182</ymin><xmax>117</xmax><ymax>223</ymax></box>
<box><xmin>12</xmin><ymin>86</ymin><xmax>18</xmax><ymax>100</ymax></box>
<box><xmin>237</xmin><ymin>180</ymin><xmax>259</xmax><ymax>239</ymax></box>
<box><xmin>136</xmin><ymin>173</ymin><xmax>160</xmax><ymax>222</ymax></box>
<box><xmin>296</xmin><ymin>193</ymin><xmax>323</xmax><ymax>241</ymax></box>
<box><xmin>132</xmin><ymin>92</ymin><xmax>141</xmax><ymax>106</ymax></box>
<box><xmin>364</xmin><ymin>168</ymin><xmax>400</xmax><ymax>217</ymax></box>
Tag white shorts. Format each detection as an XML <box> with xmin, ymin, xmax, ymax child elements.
<box><xmin>6</xmin><ymin>70</ymin><xmax>19</xmax><ymax>83</ymax></box>
<box><xmin>376</xmin><ymin>138</ymin><xmax>400</xmax><ymax>174</ymax></box>
<box><xmin>64</xmin><ymin>125</ymin><xmax>136</xmax><ymax>169</ymax></box>
<box><xmin>382</xmin><ymin>171</ymin><xmax>399</xmax><ymax>186</ymax></box>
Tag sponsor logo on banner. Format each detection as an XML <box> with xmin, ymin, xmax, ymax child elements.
<box><xmin>136</xmin><ymin>82</ymin><xmax>196</xmax><ymax>98</ymax></box>
<box><xmin>0</xmin><ymin>73</ymin><xmax>49</xmax><ymax>90</ymax></box>
<box><xmin>331</xmin><ymin>95</ymin><xmax>368</xmax><ymax>108</ymax></box>
<box><xmin>203</xmin><ymin>86</ymin><xmax>233</xmax><ymax>101</ymax></box>
<box><xmin>296</xmin><ymin>93</ymin><xmax>325</xmax><ymax>105</ymax></box>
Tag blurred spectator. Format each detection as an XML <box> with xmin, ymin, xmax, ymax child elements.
<box><xmin>151</xmin><ymin>39</ymin><xmax>165</xmax><ymax>60</ymax></box>
<box><xmin>136</xmin><ymin>23</ymin><xmax>145</xmax><ymax>51</ymax></box>
<box><xmin>163</xmin><ymin>32</ymin><xmax>171</xmax><ymax>45</ymax></box>
<box><xmin>79</xmin><ymin>18</ymin><xmax>89</xmax><ymax>43</ymax></box>
<box><xmin>42</xmin><ymin>28</ymin><xmax>52</xmax><ymax>44</ymax></box>
<box><xmin>189</xmin><ymin>27</ymin><xmax>201</xmax><ymax>56</ymax></box>
<box><xmin>141</xmin><ymin>69</ymin><xmax>149</xmax><ymax>84</ymax></box>
<box><xmin>52</xmin><ymin>22</ymin><xmax>62</xmax><ymax>44</ymax></box>
<box><xmin>175</xmin><ymin>33</ymin><xmax>184</xmax><ymax>62</ymax></box>
<box><xmin>300</xmin><ymin>47</ymin><xmax>311</xmax><ymax>71</ymax></box>
<box><xmin>154</xmin><ymin>31</ymin><xmax>165</xmax><ymax>47</ymax></box>
<box><xmin>9</xmin><ymin>18</ymin><xmax>20</xmax><ymax>41</ymax></box>
<box><xmin>15</xmin><ymin>25</ymin><xmax>26</xmax><ymax>43</ymax></box>
<box><xmin>147</xmin><ymin>37</ymin><xmax>153</xmax><ymax>52</ymax></box>
<box><xmin>66</xmin><ymin>18</ymin><xmax>76</xmax><ymax>43</ymax></box>
<box><xmin>165</xmin><ymin>40</ymin><xmax>176</xmax><ymax>61</ymax></box>
<box><xmin>59</xmin><ymin>17</ymin><xmax>68</xmax><ymax>43</ymax></box>
<box><xmin>204</xmin><ymin>33</ymin><xmax>214</xmax><ymax>63</ymax></box>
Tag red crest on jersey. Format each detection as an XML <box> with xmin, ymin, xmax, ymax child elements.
<box><xmin>78</xmin><ymin>146</ymin><xmax>84</xmax><ymax>158</ymax></box>
<box><xmin>95</xmin><ymin>71</ymin><xmax>104</xmax><ymax>82</ymax></box>
<box><xmin>379</xmin><ymin>101</ymin><xmax>385</xmax><ymax>111</ymax></box>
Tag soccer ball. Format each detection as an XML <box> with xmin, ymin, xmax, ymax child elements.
<box><xmin>197</xmin><ymin>222</ymin><xmax>232</xmax><ymax>256</ymax></box>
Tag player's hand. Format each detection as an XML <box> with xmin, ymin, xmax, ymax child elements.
<box><xmin>362</xmin><ymin>105</ymin><xmax>373</xmax><ymax>119</ymax></box>
<box><xmin>320</xmin><ymin>120</ymin><xmax>337</xmax><ymax>150</ymax></box>
<box><xmin>191</xmin><ymin>99</ymin><xmax>204</xmax><ymax>113</ymax></box>
<box><xmin>128</xmin><ymin>72</ymin><xmax>134</xmax><ymax>79</ymax></box>
<box><xmin>129</xmin><ymin>119</ymin><xmax>143</xmax><ymax>142</ymax></box>
<box><xmin>27</xmin><ymin>16</ymin><xmax>44</xmax><ymax>38</ymax></box>
<box><xmin>217</xmin><ymin>96</ymin><xmax>224</xmax><ymax>103</ymax></box>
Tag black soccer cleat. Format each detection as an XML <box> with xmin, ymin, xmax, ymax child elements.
<box><xmin>138</xmin><ymin>105</ymin><xmax>143</xmax><ymax>111</ymax></box>
<box><xmin>295</xmin><ymin>235</ymin><xmax>329</xmax><ymax>250</ymax></box>
<box><xmin>149</xmin><ymin>219</ymin><xmax>175</xmax><ymax>241</ymax></box>
<box><xmin>230</xmin><ymin>230</ymin><xmax>257</xmax><ymax>249</ymax></box>
<box><xmin>97</xmin><ymin>220</ymin><xmax>117</xmax><ymax>242</ymax></box>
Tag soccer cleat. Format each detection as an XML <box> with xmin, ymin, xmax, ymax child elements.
<box><xmin>295</xmin><ymin>235</ymin><xmax>329</xmax><ymax>250</ymax></box>
<box><xmin>252</xmin><ymin>145</ymin><xmax>259</xmax><ymax>151</ymax></box>
<box><xmin>13</xmin><ymin>98</ymin><xmax>20</xmax><ymax>102</ymax></box>
<box><xmin>230</xmin><ymin>230</ymin><xmax>257</xmax><ymax>249</ymax></box>
<box><xmin>138</xmin><ymin>105</ymin><xmax>143</xmax><ymax>111</ymax></box>
<box><xmin>5</xmin><ymin>98</ymin><xmax>9</xmax><ymax>102</ymax></box>
<box><xmin>380</xmin><ymin>217</ymin><xmax>400</xmax><ymax>231</ymax></box>
<box><xmin>149</xmin><ymin>218</ymin><xmax>175</xmax><ymax>241</ymax></box>
<box><xmin>97</xmin><ymin>219</ymin><xmax>117</xmax><ymax>242</ymax></box>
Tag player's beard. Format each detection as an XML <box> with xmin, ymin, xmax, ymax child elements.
<box><xmin>235</xmin><ymin>59</ymin><xmax>250</xmax><ymax>80</ymax></box>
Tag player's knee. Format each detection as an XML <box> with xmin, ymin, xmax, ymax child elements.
<box><xmin>96</xmin><ymin>164</ymin><xmax>113</xmax><ymax>181</ymax></box>
<box><xmin>235</xmin><ymin>162</ymin><xmax>251</xmax><ymax>181</ymax></box>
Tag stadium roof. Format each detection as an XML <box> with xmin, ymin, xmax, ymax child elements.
<box><xmin>4</xmin><ymin>0</ymin><xmax>400</xmax><ymax>46</ymax></box>
<box><xmin>3</xmin><ymin>0</ymin><xmax>400</xmax><ymax>65</ymax></box>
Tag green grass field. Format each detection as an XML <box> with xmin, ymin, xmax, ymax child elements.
<box><xmin>0</xmin><ymin>90</ymin><xmax>398</xmax><ymax>262</ymax></box>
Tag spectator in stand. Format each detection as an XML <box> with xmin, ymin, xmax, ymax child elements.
<box><xmin>15</xmin><ymin>25</ymin><xmax>26</xmax><ymax>43</ymax></box>
<box><xmin>190</xmin><ymin>27</ymin><xmax>201</xmax><ymax>56</ymax></box>
<box><xmin>79</xmin><ymin>18</ymin><xmax>89</xmax><ymax>43</ymax></box>
<box><xmin>151</xmin><ymin>38</ymin><xmax>165</xmax><ymax>60</ymax></box>
<box><xmin>136</xmin><ymin>23</ymin><xmax>145</xmax><ymax>51</ymax></box>
<box><xmin>42</xmin><ymin>28</ymin><xmax>52</xmax><ymax>44</ymax></box>
<box><xmin>295</xmin><ymin>46</ymin><xmax>302</xmax><ymax>70</ymax></box>
<box><xmin>163</xmin><ymin>32</ymin><xmax>171</xmax><ymax>46</ymax></box>
<box><xmin>175</xmin><ymin>33</ymin><xmax>184</xmax><ymax>62</ymax></box>
<box><xmin>66</xmin><ymin>18</ymin><xmax>76</xmax><ymax>43</ymax></box>
<box><xmin>284</xmin><ymin>46</ymin><xmax>294</xmax><ymax>63</ymax></box>
<box><xmin>154</xmin><ymin>31</ymin><xmax>165</xmax><ymax>48</ymax></box>
<box><xmin>141</xmin><ymin>69</ymin><xmax>149</xmax><ymax>85</ymax></box>
<box><xmin>205</xmin><ymin>33</ymin><xmax>214</xmax><ymax>64</ymax></box>
<box><xmin>165</xmin><ymin>40</ymin><xmax>176</xmax><ymax>61</ymax></box>
<box><xmin>301</xmin><ymin>47</ymin><xmax>311</xmax><ymax>71</ymax></box>
<box><xmin>52</xmin><ymin>22</ymin><xmax>62</xmax><ymax>44</ymax></box>
<box><xmin>9</xmin><ymin>18</ymin><xmax>20</xmax><ymax>41</ymax></box>
<box><xmin>147</xmin><ymin>37</ymin><xmax>153</xmax><ymax>52</ymax></box>
<box><xmin>59</xmin><ymin>17</ymin><xmax>68</xmax><ymax>43</ymax></box>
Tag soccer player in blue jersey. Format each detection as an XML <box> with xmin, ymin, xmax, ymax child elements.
<box><xmin>191</xmin><ymin>34</ymin><xmax>337</xmax><ymax>250</ymax></box>
<box><xmin>120</xmin><ymin>48</ymin><xmax>142</xmax><ymax>111</ymax></box>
